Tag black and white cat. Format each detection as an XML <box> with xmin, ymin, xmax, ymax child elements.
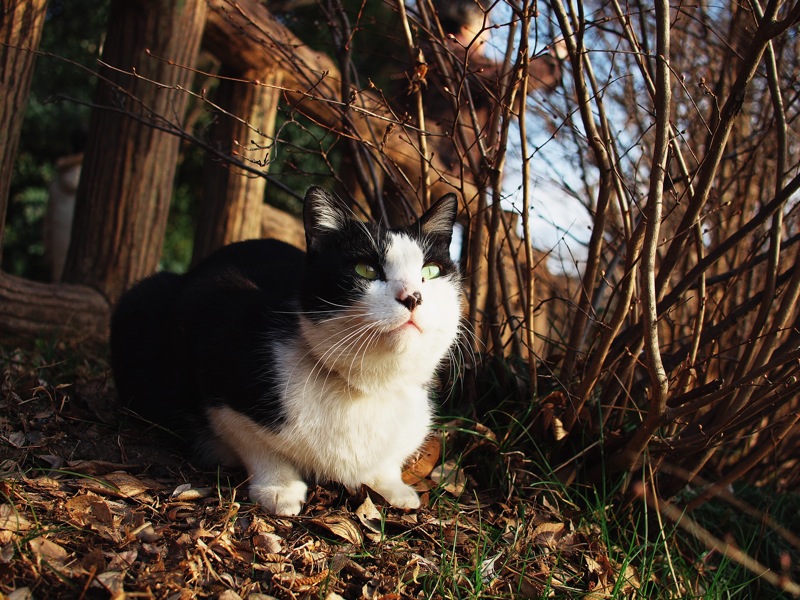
<box><xmin>110</xmin><ymin>187</ymin><xmax>462</xmax><ymax>515</ymax></box>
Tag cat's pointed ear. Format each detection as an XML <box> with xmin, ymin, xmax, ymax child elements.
<box><xmin>304</xmin><ymin>186</ymin><xmax>348</xmax><ymax>249</ymax></box>
<box><xmin>418</xmin><ymin>193</ymin><xmax>459</xmax><ymax>241</ymax></box>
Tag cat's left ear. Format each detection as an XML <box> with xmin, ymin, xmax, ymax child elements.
<box><xmin>303</xmin><ymin>186</ymin><xmax>349</xmax><ymax>250</ymax></box>
<box><xmin>418</xmin><ymin>193</ymin><xmax>459</xmax><ymax>242</ymax></box>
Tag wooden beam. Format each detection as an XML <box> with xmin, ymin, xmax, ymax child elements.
<box><xmin>0</xmin><ymin>272</ymin><xmax>108</xmax><ymax>345</ymax></box>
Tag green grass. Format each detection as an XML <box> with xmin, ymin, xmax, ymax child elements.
<box><xmin>436</xmin><ymin>373</ymin><xmax>800</xmax><ymax>599</ymax></box>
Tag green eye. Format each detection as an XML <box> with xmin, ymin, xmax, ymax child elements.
<box><xmin>421</xmin><ymin>263</ymin><xmax>441</xmax><ymax>281</ymax></box>
<box><xmin>355</xmin><ymin>263</ymin><xmax>379</xmax><ymax>280</ymax></box>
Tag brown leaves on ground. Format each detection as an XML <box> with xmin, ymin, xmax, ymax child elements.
<box><xmin>0</xmin><ymin>349</ymin><xmax>637</xmax><ymax>599</ymax></box>
<box><xmin>0</xmin><ymin>474</ymin><xmax>637</xmax><ymax>599</ymax></box>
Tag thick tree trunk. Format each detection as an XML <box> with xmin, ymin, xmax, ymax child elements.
<box><xmin>192</xmin><ymin>67</ymin><xmax>284</xmax><ymax>265</ymax></box>
<box><xmin>0</xmin><ymin>0</ymin><xmax>48</xmax><ymax>260</ymax></box>
<box><xmin>62</xmin><ymin>0</ymin><xmax>208</xmax><ymax>303</ymax></box>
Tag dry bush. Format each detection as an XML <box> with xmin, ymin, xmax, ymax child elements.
<box><xmin>245</xmin><ymin>0</ymin><xmax>800</xmax><ymax>503</ymax></box>
<box><xmin>528</xmin><ymin>0</ymin><xmax>800</xmax><ymax>500</ymax></box>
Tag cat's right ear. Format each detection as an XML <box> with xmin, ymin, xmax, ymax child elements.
<box><xmin>303</xmin><ymin>186</ymin><xmax>348</xmax><ymax>250</ymax></box>
<box><xmin>419</xmin><ymin>193</ymin><xmax>459</xmax><ymax>241</ymax></box>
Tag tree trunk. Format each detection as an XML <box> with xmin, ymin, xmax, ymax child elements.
<box><xmin>192</xmin><ymin>67</ymin><xmax>284</xmax><ymax>265</ymax></box>
<box><xmin>0</xmin><ymin>1</ymin><xmax>106</xmax><ymax>345</ymax></box>
<box><xmin>0</xmin><ymin>0</ymin><xmax>48</xmax><ymax>261</ymax></box>
<box><xmin>62</xmin><ymin>0</ymin><xmax>208</xmax><ymax>303</ymax></box>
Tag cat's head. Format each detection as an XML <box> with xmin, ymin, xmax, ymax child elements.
<box><xmin>298</xmin><ymin>187</ymin><xmax>463</xmax><ymax>385</ymax></box>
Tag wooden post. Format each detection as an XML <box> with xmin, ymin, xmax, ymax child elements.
<box><xmin>0</xmin><ymin>0</ymin><xmax>48</xmax><ymax>260</ymax></box>
<box><xmin>62</xmin><ymin>0</ymin><xmax>208</xmax><ymax>302</ymax></box>
<box><xmin>0</xmin><ymin>1</ymin><xmax>109</xmax><ymax>346</ymax></box>
<box><xmin>192</xmin><ymin>67</ymin><xmax>284</xmax><ymax>265</ymax></box>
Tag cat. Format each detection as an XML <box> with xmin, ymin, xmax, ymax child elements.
<box><xmin>110</xmin><ymin>186</ymin><xmax>463</xmax><ymax>516</ymax></box>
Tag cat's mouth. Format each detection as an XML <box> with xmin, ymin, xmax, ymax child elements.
<box><xmin>385</xmin><ymin>318</ymin><xmax>422</xmax><ymax>335</ymax></box>
<box><xmin>399</xmin><ymin>319</ymin><xmax>423</xmax><ymax>334</ymax></box>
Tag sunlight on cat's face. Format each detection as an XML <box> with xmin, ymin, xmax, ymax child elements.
<box><xmin>303</xmin><ymin>230</ymin><xmax>462</xmax><ymax>362</ymax></box>
<box><xmin>296</xmin><ymin>187</ymin><xmax>463</xmax><ymax>389</ymax></box>
<box><xmin>359</xmin><ymin>233</ymin><xmax>459</xmax><ymax>347</ymax></box>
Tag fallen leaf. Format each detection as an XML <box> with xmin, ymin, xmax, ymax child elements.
<box><xmin>105</xmin><ymin>471</ymin><xmax>151</xmax><ymax>497</ymax></box>
<box><xmin>274</xmin><ymin>568</ymin><xmax>330</xmax><ymax>589</ymax></box>
<box><xmin>167</xmin><ymin>505</ymin><xmax>197</xmax><ymax>521</ymax></box>
<box><xmin>1</xmin><ymin>542</ymin><xmax>15</xmax><ymax>562</ymax></box>
<box><xmin>5</xmin><ymin>431</ymin><xmax>26</xmax><ymax>447</ymax></box>
<box><xmin>355</xmin><ymin>495</ymin><xmax>382</xmax><ymax>534</ymax></box>
<box><xmin>80</xmin><ymin>547</ymin><xmax>106</xmax><ymax>573</ymax></box>
<box><xmin>613</xmin><ymin>561</ymin><xmax>641</xmax><ymax>593</ymax></box>
<box><xmin>252</xmin><ymin>531</ymin><xmax>283</xmax><ymax>553</ymax></box>
<box><xmin>551</xmin><ymin>417</ymin><xmax>568</xmax><ymax>441</ymax></box>
<box><xmin>23</xmin><ymin>475</ymin><xmax>62</xmax><ymax>492</ymax></box>
<box><xmin>66</xmin><ymin>494</ymin><xmax>115</xmax><ymax>529</ymax></box>
<box><xmin>171</xmin><ymin>483</ymin><xmax>213</xmax><ymax>501</ymax></box>
<box><xmin>91</xmin><ymin>570</ymin><xmax>125</xmax><ymax>595</ymax></box>
<box><xmin>8</xmin><ymin>587</ymin><xmax>33</xmax><ymax>600</ymax></box>
<box><xmin>105</xmin><ymin>549</ymin><xmax>138</xmax><ymax>571</ymax></box>
<box><xmin>473</xmin><ymin>422</ymin><xmax>498</xmax><ymax>442</ymax></box>
<box><xmin>68</xmin><ymin>460</ymin><xmax>138</xmax><ymax>476</ymax></box>
<box><xmin>0</xmin><ymin>504</ymin><xmax>31</xmax><ymax>532</ymax></box>
<box><xmin>585</xmin><ymin>554</ymin><xmax>613</xmax><ymax>594</ymax></box>
<box><xmin>133</xmin><ymin>523</ymin><xmax>162</xmax><ymax>543</ymax></box>
<box><xmin>406</xmin><ymin>553</ymin><xmax>440</xmax><ymax>579</ymax></box>
<box><xmin>402</xmin><ymin>435</ymin><xmax>441</xmax><ymax>484</ymax></box>
<box><xmin>479</xmin><ymin>552</ymin><xmax>501</xmax><ymax>585</ymax></box>
<box><xmin>400</xmin><ymin>514</ymin><xmax>418</xmax><ymax>525</ymax></box>
<box><xmin>514</xmin><ymin>574</ymin><xmax>544</xmax><ymax>598</ymax></box>
<box><xmin>530</xmin><ymin>521</ymin><xmax>566</xmax><ymax>548</ymax></box>
<box><xmin>310</xmin><ymin>514</ymin><xmax>363</xmax><ymax>545</ymax></box>
<box><xmin>76</xmin><ymin>471</ymin><xmax>151</xmax><ymax>499</ymax></box>
<box><xmin>28</xmin><ymin>537</ymin><xmax>68</xmax><ymax>568</ymax></box>
<box><xmin>429</xmin><ymin>460</ymin><xmax>466</xmax><ymax>496</ymax></box>
<box><xmin>36</xmin><ymin>454</ymin><xmax>65</xmax><ymax>469</ymax></box>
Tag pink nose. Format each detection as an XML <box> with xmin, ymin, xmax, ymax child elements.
<box><xmin>398</xmin><ymin>290</ymin><xmax>422</xmax><ymax>311</ymax></box>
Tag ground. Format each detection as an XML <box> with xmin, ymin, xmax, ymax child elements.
<box><xmin>0</xmin><ymin>344</ymin><xmax>711</xmax><ymax>599</ymax></box>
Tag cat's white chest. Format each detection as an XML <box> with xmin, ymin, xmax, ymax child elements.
<box><xmin>277</xmin><ymin>353</ymin><xmax>432</xmax><ymax>488</ymax></box>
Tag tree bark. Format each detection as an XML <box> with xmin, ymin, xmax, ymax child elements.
<box><xmin>261</xmin><ymin>204</ymin><xmax>305</xmax><ymax>250</ymax></box>
<box><xmin>192</xmin><ymin>67</ymin><xmax>283</xmax><ymax>265</ymax></box>
<box><xmin>0</xmin><ymin>271</ymin><xmax>108</xmax><ymax>345</ymax></box>
<box><xmin>0</xmin><ymin>0</ymin><xmax>48</xmax><ymax>261</ymax></box>
<box><xmin>62</xmin><ymin>0</ymin><xmax>208</xmax><ymax>303</ymax></box>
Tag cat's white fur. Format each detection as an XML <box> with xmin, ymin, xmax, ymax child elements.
<box><xmin>206</xmin><ymin>233</ymin><xmax>462</xmax><ymax>515</ymax></box>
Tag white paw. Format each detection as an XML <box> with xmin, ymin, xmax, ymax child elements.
<box><xmin>249</xmin><ymin>480</ymin><xmax>308</xmax><ymax>516</ymax></box>
<box><xmin>375</xmin><ymin>482</ymin><xmax>421</xmax><ymax>510</ymax></box>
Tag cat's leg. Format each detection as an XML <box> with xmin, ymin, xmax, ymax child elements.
<box><xmin>206</xmin><ymin>406</ymin><xmax>307</xmax><ymax>516</ymax></box>
<box><xmin>245</xmin><ymin>453</ymin><xmax>308</xmax><ymax>516</ymax></box>
<box><xmin>365</xmin><ymin>465</ymin><xmax>420</xmax><ymax>510</ymax></box>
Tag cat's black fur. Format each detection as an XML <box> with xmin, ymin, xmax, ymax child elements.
<box><xmin>111</xmin><ymin>239</ymin><xmax>303</xmax><ymax>429</ymax></box>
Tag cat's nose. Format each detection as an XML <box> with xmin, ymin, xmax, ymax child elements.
<box><xmin>398</xmin><ymin>290</ymin><xmax>422</xmax><ymax>311</ymax></box>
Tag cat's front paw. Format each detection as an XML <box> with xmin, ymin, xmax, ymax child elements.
<box><xmin>249</xmin><ymin>480</ymin><xmax>308</xmax><ymax>516</ymax></box>
<box><xmin>372</xmin><ymin>481</ymin><xmax>421</xmax><ymax>510</ymax></box>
